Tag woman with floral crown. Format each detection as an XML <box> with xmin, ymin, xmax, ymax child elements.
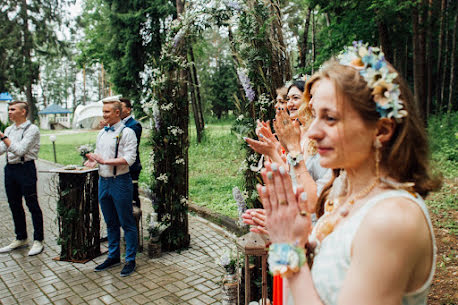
<box><xmin>260</xmin><ymin>42</ymin><xmax>441</xmax><ymax>305</ymax></box>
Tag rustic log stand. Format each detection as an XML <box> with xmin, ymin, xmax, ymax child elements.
<box><xmin>50</xmin><ymin>167</ymin><xmax>101</xmax><ymax>263</ymax></box>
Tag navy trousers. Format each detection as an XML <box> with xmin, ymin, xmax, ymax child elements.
<box><xmin>130</xmin><ymin>170</ymin><xmax>141</xmax><ymax>208</ymax></box>
<box><xmin>98</xmin><ymin>173</ymin><xmax>137</xmax><ymax>262</ymax></box>
<box><xmin>4</xmin><ymin>161</ymin><xmax>44</xmax><ymax>241</ymax></box>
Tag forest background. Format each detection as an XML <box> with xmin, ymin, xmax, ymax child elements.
<box><xmin>0</xmin><ymin>0</ymin><xmax>456</xmax><ymax>303</ymax></box>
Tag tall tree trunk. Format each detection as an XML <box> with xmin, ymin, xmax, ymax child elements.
<box><xmin>299</xmin><ymin>7</ymin><xmax>312</xmax><ymax>68</ymax></box>
<box><xmin>269</xmin><ymin>0</ymin><xmax>292</xmax><ymax>87</ymax></box>
<box><xmin>377</xmin><ymin>17</ymin><xmax>392</xmax><ymax>62</ymax></box>
<box><xmin>412</xmin><ymin>5</ymin><xmax>427</xmax><ymax>121</ymax></box>
<box><xmin>189</xmin><ymin>46</ymin><xmax>205</xmax><ymax>133</ymax></box>
<box><xmin>447</xmin><ymin>12</ymin><xmax>457</xmax><ymax>114</ymax></box>
<box><xmin>83</xmin><ymin>65</ymin><xmax>87</xmax><ymax>105</ymax></box>
<box><xmin>72</xmin><ymin>82</ymin><xmax>76</xmax><ymax>112</ymax></box>
<box><xmin>187</xmin><ymin>55</ymin><xmax>202</xmax><ymax>143</ymax></box>
<box><xmin>39</xmin><ymin>73</ymin><xmax>47</xmax><ymax>108</ymax></box>
<box><xmin>157</xmin><ymin>0</ymin><xmax>190</xmax><ymax>251</ymax></box>
<box><xmin>20</xmin><ymin>0</ymin><xmax>36</xmax><ymax>121</ymax></box>
<box><xmin>324</xmin><ymin>13</ymin><xmax>330</xmax><ymax>27</ymax></box>
<box><xmin>439</xmin><ymin>8</ymin><xmax>449</xmax><ymax>113</ymax></box>
<box><xmin>435</xmin><ymin>0</ymin><xmax>447</xmax><ymax>112</ymax></box>
<box><xmin>426</xmin><ymin>0</ymin><xmax>434</xmax><ymax>118</ymax></box>
<box><xmin>101</xmin><ymin>63</ymin><xmax>106</xmax><ymax>98</ymax></box>
<box><xmin>98</xmin><ymin>67</ymin><xmax>102</xmax><ymax>100</ymax></box>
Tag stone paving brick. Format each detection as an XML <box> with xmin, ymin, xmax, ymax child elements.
<box><xmin>99</xmin><ymin>294</ymin><xmax>117</xmax><ymax>305</ymax></box>
<box><xmin>18</xmin><ymin>299</ymin><xmax>36</xmax><ymax>305</ymax></box>
<box><xmin>65</xmin><ymin>295</ymin><xmax>86</xmax><ymax>304</ymax></box>
<box><xmin>187</xmin><ymin>298</ymin><xmax>209</xmax><ymax>305</ymax></box>
<box><xmin>152</xmin><ymin>299</ymin><xmax>174</xmax><ymax>305</ymax></box>
<box><xmin>32</xmin><ymin>295</ymin><xmax>51</xmax><ymax>305</ymax></box>
<box><xmin>131</xmin><ymin>294</ymin><xmax>151</xmax><ymax>304</ymax></box>
<box><xmin>197</xmin><ymin>294</ymin><xmax>217</xmax><ymax>304</ymax></box>
<box><xmin>0</xmin><ymin>159</ymin><xmax>239</xmax><ymax>304</ymax></box>
<box><xmin>143</xmin><ymin>287</ymin><xmax>171</xmax><ymax>299</ymax></box>
<box><xmin>53</xmin><ymin>300</ymin><xmax>71</xmax><ymax>305</ymax></box>
<box><xmin>181</xmin><ymin>290</ymin><xmax>202</xmax><ymax>301</ymax></box>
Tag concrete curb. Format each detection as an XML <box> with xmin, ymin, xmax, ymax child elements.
<box><xmin>139</xmin><ymin>188</ymin><xmax>247</xmax><ymax>237</ymax></box>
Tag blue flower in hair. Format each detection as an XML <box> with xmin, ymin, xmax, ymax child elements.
<box><xmin>337</xmin><ymin>41</ymin><xmax>408</xmax><ymax>121</ymax></box>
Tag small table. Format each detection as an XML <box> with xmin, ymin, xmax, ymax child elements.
<box><xmin>49</xmin><ymin>167</ymin><xmax>101</xmax><ymax>263</ymax></box>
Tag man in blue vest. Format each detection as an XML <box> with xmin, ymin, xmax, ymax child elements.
<box><xmin>85</xmin><ymin>98</ymin><xmax>138</xmax><ymax>277</ymax></box>
<box><xmin>119</xmin><ymin>98</ymin><xmax>142</xmax><ymax>210</ymax></box>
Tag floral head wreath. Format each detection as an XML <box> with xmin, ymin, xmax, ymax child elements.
<box><xmin>337</xmin><ymin>41</ymin><xmax>408</xmax><ymax>121</ymax></box>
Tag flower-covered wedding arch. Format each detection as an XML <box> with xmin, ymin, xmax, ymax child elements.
<box><xmin>144</xmin><ymin>0</ymin><xmax>291</xmax><ymax>251</ymax></box>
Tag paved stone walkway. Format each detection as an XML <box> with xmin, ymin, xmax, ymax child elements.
<box><xmin>0</xmin><ymin>159</ymin><xmax>237</xmax><ymax>304</ymax></box>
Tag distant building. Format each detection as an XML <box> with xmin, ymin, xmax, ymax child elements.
<box><xmin>0</xmin><ymin>93</ymin><xmax>13</xmax><ymax>123</ymax></box>
<box><xmin>38</xmin><ymin>104</ymin><xmax>72</xmax><ymax>130</ymax></box>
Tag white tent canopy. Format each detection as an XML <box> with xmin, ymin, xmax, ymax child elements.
<box><xmin>73</xmin><ymin>101</ymin><xmax>103</xmax><ymax>129</ymax></box>
<box><xmin>73</xmin><ymin>96</ymin><xmax>123</xmax><ymax>129</ymax></box>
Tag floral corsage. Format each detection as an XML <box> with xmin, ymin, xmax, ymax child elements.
<box><xmin>268</xmin><ymin>243</ymin><xmax>307</xmax><ymax>278</ymax></box>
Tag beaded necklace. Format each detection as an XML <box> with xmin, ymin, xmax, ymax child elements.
<box><xmin>310</xmin><ymin>171</ymin><xmax>380</xmax><ymax>246</ymax></box>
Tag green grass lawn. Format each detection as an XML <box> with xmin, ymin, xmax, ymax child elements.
<box><xmin>40</xmin><ymin>131</ymin><xmax>100</xmax><ymax>165</ymax></box>
<box><xmin>39</xmin><ymin>122</ymin><xmax>245</xmax><ymax>219</ymax></box>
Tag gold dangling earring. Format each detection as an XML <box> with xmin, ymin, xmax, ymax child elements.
<box><xmin>374</xmin><ymin>138</ymin><xmax>382</xmax><ymax>182</ymax></box>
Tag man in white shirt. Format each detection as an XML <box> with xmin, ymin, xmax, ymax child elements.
<box><xmin>85</xmin><ymin>99</ymin><xmax>138</xmax><ymax>277</ymax></box>
<box><xmin>0</xmin><ymin>101</ymin><xmax>44</xmax><ymax>256</ymax></box>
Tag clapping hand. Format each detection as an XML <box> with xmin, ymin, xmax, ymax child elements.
<box><xmin>257</xmin><ymin>162</ymin><xmax>312</xmax><ymax>246</ymax></box>
<box><xmin>245</xmin><ymin>120</ymin><xmax>283</xmax><ymax>163</ymax></box>
<box><xmin>273</xmin><ymin>110</ymin><xmax>302</xmax><ymax>154</ymax></box>
<box><xmin>242</xmin><ymin>209</ymin><xmax>268</xmax><ymax>235</ymax></box>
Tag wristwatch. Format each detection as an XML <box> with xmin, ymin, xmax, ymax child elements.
<box><xmin>1</xmin><ymin>135</ymin><xmax>8</xmax><ymax>141</ymax></box>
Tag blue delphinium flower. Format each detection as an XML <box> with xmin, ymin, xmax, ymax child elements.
<box><xmin>237</xmin><ymin>68</ymin><xmax>256</xmax><ymax>102</ymax></box>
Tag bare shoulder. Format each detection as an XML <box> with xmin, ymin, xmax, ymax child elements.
<box><xmin>358</xmin><ymin>195</ymin><xmax>430</xmax><ymax>248</ymax></box>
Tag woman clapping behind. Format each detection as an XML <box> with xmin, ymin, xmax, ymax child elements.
<box><xmin>243</xmin><ymin>80</ymin><xmax>330</xmax><ymax>231</ymax></box>
<box><xmin>259</xmin><ymin>42</ymin><xmax>441</xmax><ymax>305</ymax></box>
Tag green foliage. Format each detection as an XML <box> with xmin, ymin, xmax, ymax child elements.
<box><xmin>78</xmin><ymin>0</ymin><xmax>175</xmax><ymax>107</ymax></box>
<box><xmin>188</xmin><ymin>123</ymin><xmax>244</xmax><ymax>218</ymax></box>
<box><xmin>0</xmin><ymin>0</ymin><xmax>70</xmax><ymax>119</ymax></box>
<box><xmin>229</xmin><ymin>0</ymin><xmax>292</xmax><ymax>208</ymax></box>
<box><xmin>191</xmin><ymin>30</ymin><xmax>240</xmax><ymax>117</ymax></box>
<box><xmin>427</xmin><ymin>184</ymin><xmax>457</xmax><ymax>236</ymax></box>
<box><xmin>428</xmin><ymin>112</ymin><xmax>458</xmax><ymax>178</ymax></box>
<box><xmin>207</xmin><ymin>60</ymin><xmax>239</xmax><ymax>119</ymax></box>
<box><xmin>0</xmin><ymin>121</ymin><xmax>9</xmax><ymax>133</ymax></box>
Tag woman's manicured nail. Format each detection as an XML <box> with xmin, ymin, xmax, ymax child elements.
<box><xmin>300</xmin><ymin>192</ymin><xmax>308</xmax><ymax>201</ymax></box>
<box><xmin>259</xmin><ymin>134</ymin><xmax>264</xmax><ymax>138</ymax></box>
<box><xmin>271</xmin><ymin>163</ymin><xmax>278</xmax><ymax>171</ymax></box>
<box><xmin>279</xmin><ymin>166</ymin><xmax>285</xmax><ymax>174</ymax></box>
<box><xmin>267</xmin><ymin>172</ymin><xmax>273</xmax><ymax>180</ymax></box>
<box><xmin>243</xmin><ymin>137</ymin><xmax>247</xmax><ymax>141</ymax></box>
<box><xmin>262</xmin><ymin>186</ymin><xmax>267</xmax><ymax>194</ymax></box>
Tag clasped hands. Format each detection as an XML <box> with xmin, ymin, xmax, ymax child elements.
<box><xmin>84</xmin><ymin>153</ymin><xmax>104</xmax><ymax>168</ymax></box>
<box><xmin>243</xmin><ymin>161</ymin><xmax>312</xmax><ymax>246</ymax></box>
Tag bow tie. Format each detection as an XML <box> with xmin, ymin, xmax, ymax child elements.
<box><xmin>104</xmin><ymin>126</ymin><xmax>115</xmax><ymax>132</ymax></box>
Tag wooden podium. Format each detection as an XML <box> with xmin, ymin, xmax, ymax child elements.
<box><xmin>50</xmin><ymin>167</ymin><xmax>101</xmax><ymax>262</ymax></box>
